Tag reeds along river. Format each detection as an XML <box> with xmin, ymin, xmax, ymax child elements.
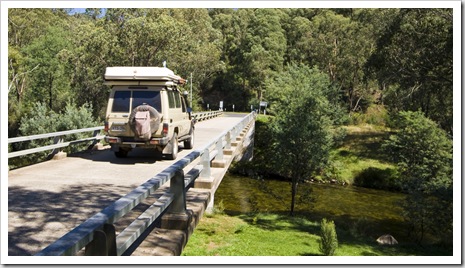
<box><xmin>215</xmin><ymin>173</ymin><xmax>408</xmax><ymax>240</ymax></box>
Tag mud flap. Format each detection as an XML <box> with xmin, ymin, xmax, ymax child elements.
<box><xmin>162</xmin><ymin>139</ymin><xmax>173</xmax><ymax>154</ymax></box>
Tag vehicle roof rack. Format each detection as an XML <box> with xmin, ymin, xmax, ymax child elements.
<box><xmin>104</xmin><ymin>67</ymin><xmax>186</xmax><ymax>85</ymax></box>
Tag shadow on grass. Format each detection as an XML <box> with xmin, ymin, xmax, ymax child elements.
<box><xmin>340</xmin><ymin>131</ymin><xmax>391</xmax><ymax>163</ymax></box>
<box><xmin>353</xmin><ymin>167</ymin><xmax>401</xmax><ymax>191</ymax></box>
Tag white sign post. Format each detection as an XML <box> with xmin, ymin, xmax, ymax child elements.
<box><xmin>259</xmin><ymin>101</ymin><xmax>268</xmax><ymax>115</ymax></box>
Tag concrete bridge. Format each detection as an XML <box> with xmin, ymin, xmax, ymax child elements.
<box><xmin>7</xmin><ymin>112</ymin><xmax>255</xmax><ymax>259</ymax></box>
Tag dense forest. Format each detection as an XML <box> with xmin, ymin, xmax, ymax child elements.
<box><xmin>8</xmin><ymin>8</ymin><xmax>453</xmax><ymax>136</ymax></box>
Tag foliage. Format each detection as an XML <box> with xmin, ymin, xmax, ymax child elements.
<box><xmin>319</xmin><ymin>218</ymin><xmax>338</xmax><ymax>256</ymax></box>
<box><xmin>8</xmin><ymin>8</ymin><xmax>453</xmax><ymax>137</ymax></box>
<box><xmin>266</xmin><ymin>64</ymin><xmax>341</xmax><ymax>215</ymax></box>
<box><xmin>9</xmin><ymin>102</ymin><xmax>100</xmax><ymax>169</ymax></box>
<box><xmin>382</xmin><ymin>111</ymin><xmax>452</xmax><ymax>243</ymax></box>
<box><xmin>383</xmin><ymin>111</ymin><xmax>452</xmax><ymax>195</ymax></box>
<box><xmin>22</xmin><ymin>26</ymin><xmax>74</xmax><ymax>112</ymax></box>
<box><xmin>209</xmin><ymin>9</ymin><xmax>287</xmax><ymax>111</ymax></box>
<box><xmin>367</xmin><ymin>9</ymin><xmax>453</xmax><ymax>133</ymax></box>
<box><xmin>353</xmin><ymin>167</ymin><xmax>401</xmax><ymax>192</ymax></box>
<box><xmin>349</xmin><ymin>104</ymin><xmax>389</xmax><ymax>126</ymax></box>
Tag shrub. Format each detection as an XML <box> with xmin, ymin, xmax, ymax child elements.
<box><xmin>9</xmin><ymin>102</ymin><xmax>99</xmax><ymax>169</ymax></box>
<box><xmin>318</xmin><ymin>218</ymin><xmax>338</xmax><ymax>256</ymax></box>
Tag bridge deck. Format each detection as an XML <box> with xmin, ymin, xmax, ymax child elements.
<box><xmin>7</xmin><ymin>113</ymin><xmax>248</xmax><ymax>256</ymax></box>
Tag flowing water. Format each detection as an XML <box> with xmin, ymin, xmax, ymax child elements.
<box><xmin>215</xmin><ymin>173</ymin><xmax>408</xmax><ymax>240</ymax></box>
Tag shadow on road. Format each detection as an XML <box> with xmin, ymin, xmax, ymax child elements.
<box><xmin>8</xmin><ymin>183</ymin><xmax>134</xmax><ymax>256</ymax></box>
<box><xmin>70</xmin><ymin>147</ymin><xmax>161</xmax><ymax>165</ymax></box>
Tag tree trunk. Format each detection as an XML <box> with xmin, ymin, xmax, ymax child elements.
<box><xmin>49</xmin><ymin>74</ymin><xmax>53</xmax><ymax>110</ymax></box>
<box><xmin>290</xmin><ymin>179</ymin><xmax>298</xmax><ymax>216</ymax></box>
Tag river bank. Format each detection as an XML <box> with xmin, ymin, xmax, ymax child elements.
<box><xmin>182</xmin><ymin>173</ymin><xmax>452</xmax><ymax>256</ymax></box>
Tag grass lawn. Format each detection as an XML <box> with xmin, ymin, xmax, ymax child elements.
<box><xmin>182</xmin><ymin>212</ymin><xmax>449</xmax><ymax>257</ymax></box>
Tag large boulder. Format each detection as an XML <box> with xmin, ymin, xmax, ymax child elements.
<box><xmin>376</xmin><ymin>234</ymin><xmax>398</xmax><ymax>245</ymax></box>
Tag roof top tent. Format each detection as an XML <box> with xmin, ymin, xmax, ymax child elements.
<box><xmin>104</xmin><ymin>67</ymin><xmax>186</xmax><ymax>86</ymax></box>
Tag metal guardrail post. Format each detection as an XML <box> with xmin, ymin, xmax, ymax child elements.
<box><xmin>48</xmin><ymin>135</ymin><xmax>64</xmax><ymax>158</ymax></box>
<box><xmin>87</xmin><ymin>129</ymin><xmax>101</xmax><ymax>150</ymax></box>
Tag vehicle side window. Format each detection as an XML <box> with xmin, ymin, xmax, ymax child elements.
<box><xmin>181</xmin><ymin>96</ymin><xmax>187</xmax><ymax>113</ymax></box>
<box><xmin>112</xmin><ymin>91</ymin><xmax>131</xmax><ymax>112</ymax></box>
<box><xmin>168</xmin><ymin>91</ymin><xmax>176</xmax><ymax>109</ymax></box>
<box><xmin>133</xmin><ymin>91</ymin><xmax>161</xmax><ymax>112</ymax></box>
<box><xmin>174</xmin><ymin>92</ymin><xmax>181</xmax><ymax>108</ymax></box>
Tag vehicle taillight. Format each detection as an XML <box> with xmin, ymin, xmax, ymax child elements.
<box><xmin>162</xmin><ymin>123</ymin><xmax>169</xmax><ymax>137</ymax></box>
<box><xmin>104</xmin><ymin>121</ymin><xmax>109</xmax><ymax>133</ymax></box>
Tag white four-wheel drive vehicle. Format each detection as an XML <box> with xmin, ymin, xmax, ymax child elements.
<box><xmin>104</xmin><ymin>66</ymin><xmax>194</xmax><ymax>160</ymax></box>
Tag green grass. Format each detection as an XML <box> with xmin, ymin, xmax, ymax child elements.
<box><xmin>325</xmin><ymin>124</ymin><xmax>399</xmax><ymax>189</ymax></box>
<box><xmin>182</xmin><ymin>212</ymin><xmax>450</xmax><ymax>256</ymax></box>
<box><xmin>182</xmin><ymin>213</ymin><xmax>320</xmax><ymax>256</ymax></box>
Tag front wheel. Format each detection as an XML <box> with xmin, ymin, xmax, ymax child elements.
<box><xmin>165</xmin><ymin>132</ymin><xmax>178</xmax><ymax>160</ymax></box>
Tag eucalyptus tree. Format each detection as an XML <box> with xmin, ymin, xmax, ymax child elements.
<box><xmin>8</xmin><ymin>9</ymin><xmax>73</xmax><ymax>135</ymax></box>
<box><xmin>305</xmin><ymin>9</ymin><xmax>376</xmax><ymax>113</ymax></box>
<box><xmin>367</xmin><ymin>8</ymin><xmax>453</xmax><ymax>133</ymax></box>
<box><xmin>210</xmin><ymin>8</ymin><xmax>287</xmax><ymax>110</ymax></box>
<box><xmin>22</xmin><ymin>26</ymin><xmax>74</xmax><ymax>112</ymax></box>
<box><xmin>71</xmin><ymin>8</ymin><xmax>223</xmax><ymax>114</ymax></box>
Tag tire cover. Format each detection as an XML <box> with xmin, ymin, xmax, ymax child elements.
<box><xmin>129</xmin><ymin>104</ymin><xmax>161</xmax><ymax>134</ymax></box>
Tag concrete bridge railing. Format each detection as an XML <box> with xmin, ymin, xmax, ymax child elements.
<box><xmin>7</xmin><ymin>111</ymin><xmax>223</xmax><ymax>160</ymax></box>
<box><xmin>34</xmin><ymin>111</ymin><xmax>255</xmax><ymax>256</ymax></box>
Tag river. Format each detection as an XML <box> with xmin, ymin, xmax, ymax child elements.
<box><xmin>215</xmin><ymin>173</ymin><xmax>408</xmax><ymax>240</ymax></box>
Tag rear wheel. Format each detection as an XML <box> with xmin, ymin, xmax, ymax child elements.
<box><xmin>183</xmin><ymin>128</ymin><xmax>194</xmax><ymax>149</ymax></box>
<box><xmin>165</xmin><ymin>132</ymin><xmax>178</xmax><ymax>160</ymax></box>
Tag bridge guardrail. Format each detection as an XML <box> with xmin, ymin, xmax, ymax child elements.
<box><xmin>192</xmin><ymin>110</ymin><xmax>223</xmax><ymax>122</ymax></box>
<box><xmin>8</xmin><ymin>127</ymin><xmax>105</xmax><ymax>159</ymax></box>
<box><xmin>35</xmin><ymin>111</ymin><xmax>255</xmax><ymax>256</ymax></box>
<box><xmin>7</xmin><ymin>111</ymin><xmax>223</xmax><ymax>159</ymax></box>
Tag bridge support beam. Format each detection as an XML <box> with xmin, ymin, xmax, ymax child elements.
<box><xmin>205</xmin><ymin>194</ymin><xmax>215</xmax><ymax>214</ymax></box>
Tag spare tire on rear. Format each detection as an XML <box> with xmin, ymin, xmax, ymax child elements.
<box><xmin>129</xmin><ymin>104</ymin><xmax>161</xmax><ymax>140</ymax></box>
